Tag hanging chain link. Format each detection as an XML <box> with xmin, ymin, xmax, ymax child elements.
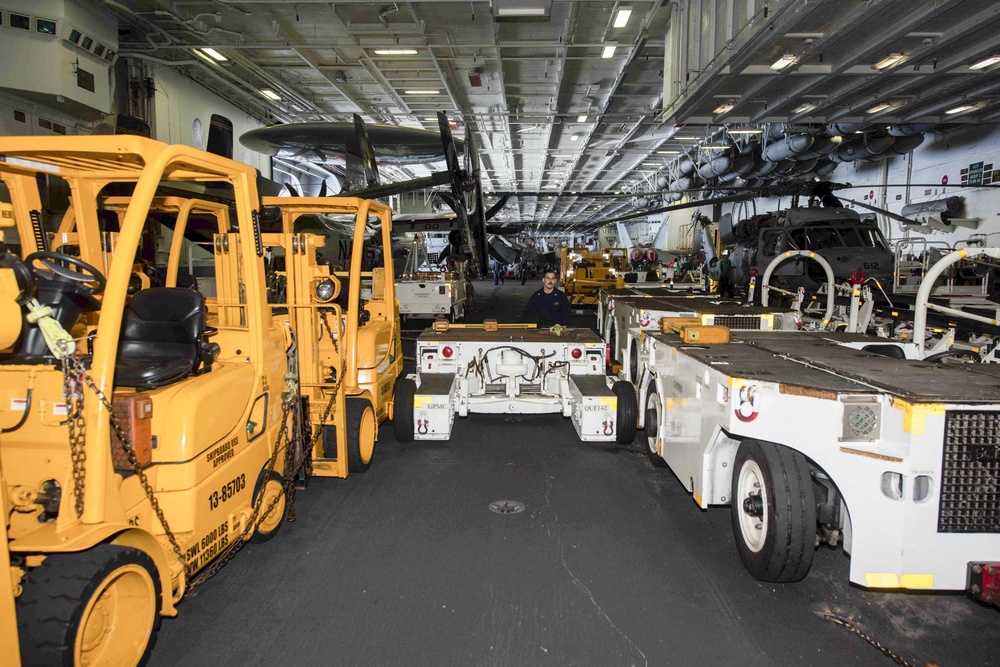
<box><xmin>821</xmin><ymin>612</ymin><xmax>917</xmax><ymax>667</ymax></box>
<box><xmin>61</xmin><ymin>352</ymin><xmax>191</xmax><ymax>577</ymax></box>
<box><xmin>61</xmin><ymin>357</ymin><xmax>87</xmax><ymax>518</ymax></box>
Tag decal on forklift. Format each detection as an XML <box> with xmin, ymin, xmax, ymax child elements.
<box><xmin>208</xmin><ymin>474</ymin><xmax>246</xmax><ymax>510</ymax></box>
<box><xmin>186</xmin><ymin>519</ymin><xmax>230</xmax><ymax>567</ymax></box>
<box><xmin>205</xmin><ymin>435</ymin><xmax>239</xmax><ymax>468</ymax></box>
<box><xmin>10</xmin><ymin>398</ymin><xmax>27</xmax><ymax>411</ymax></box>
<box><xmin>52</xmin><ymin>402</ymin><xmax>68</xmax><ymax>416</ymax></box>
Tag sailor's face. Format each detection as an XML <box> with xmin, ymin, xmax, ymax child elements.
<box><xmin>543</xmin><ymin>273</ymin><xmax>557</xmax><ymax>291</ymax></box>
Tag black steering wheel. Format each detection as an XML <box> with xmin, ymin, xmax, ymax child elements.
<box><xmin>24</xmin><ymin>251</ymin><xmax>106</xmax><ymax>295</ymax></box>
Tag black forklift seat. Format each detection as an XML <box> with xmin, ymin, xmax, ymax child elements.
<box><xmin>115</xmin><ymin>288</ymin><xmax>219</xmax><ymax>389</ymax></box>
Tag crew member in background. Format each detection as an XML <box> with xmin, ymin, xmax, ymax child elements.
<box><xmin>717</xmin><ymin>251</ymin><xmax>734</xmax><ymax>298</ymax></box>
<box><xmin>520</xmin><ymin>268</ymin><xmax>571</xmax><ymax>327</ymax></box>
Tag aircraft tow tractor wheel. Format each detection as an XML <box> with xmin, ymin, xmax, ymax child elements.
<box><xmin>613</xmin><ymin>381</ymin><xmax>638</xmax><ymax>444</ymax></box>
<box><xmin>251</xmin><ymin>470</ymin><xmax>288</xmax><ymax>543</ymax></box>
<box><xmin>392</xmin><ymin>378</ymin><xmax>416</xmax><ymax>443</ymax></box>
<box><xmin>643</xmin><ymin>388</ymin><xmax>668</xmax><ymax>467</ymax></box>
<box><xmin>347</xmin><ymin>398</ymin><xmax>377</xmax><ymax>473</ymax></box>
<box><xmin>17</xmin><ymin>544</ymin><xmax>161</xmax><ymax>667</ymax></box>
<box><xmin>730</xmin><ymin>439</ymin><xmax>817</xmax><ymax>583</ymax></box>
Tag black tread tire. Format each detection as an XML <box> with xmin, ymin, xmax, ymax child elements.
<box><xmin>613</xmin><ymin>381</ymin><xmax>638</xmax><ymax>444</ymax></box>
<box><xmin>392</xmin><ymin>378</ymin><xmax>416</xmax><ymax>443</ymax></box>
<box><xmin>17</xmin><ymin>544</ymin><xmax>161</xmax><ymax>667</ymax></box>
<box><xmin>730</xmin><ymin>439</ymin><xmax>817</xmax><ymax>583</ymax></box>
<box><xmin>643</xmin><ymin>388</ymin><xmax>668</xmax><ymax>467</ymax></box>
<box><xmin>346</xmin><ymin>398</ymin><xmax>376</xmax><ymax>473</ymax></box>
<box><xmin>250</xmin><ymin>470</ymin><xmax>288</xmax><ymax>544</ymax></box>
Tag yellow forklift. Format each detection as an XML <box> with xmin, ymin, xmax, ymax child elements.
<box><xmin>559</xmin><ymin>246</ymin><xmax>629</xmax><ymax>306</ymax></box>
<box><xmin>0</xmin><ymin>136</ymin><xmax>402</xmax><ymax>664</ymax></box>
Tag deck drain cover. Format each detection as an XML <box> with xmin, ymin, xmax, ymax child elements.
<box><xmin>489</xmin><ymin>500</ymin><xmax>525</xmax><ymax>515</ymax></box>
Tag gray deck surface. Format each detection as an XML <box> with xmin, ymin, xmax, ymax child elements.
<box><xmin>149</xmin><ymin>279</ymin><xmax>1000</xmax><ymax>667</ymax></box>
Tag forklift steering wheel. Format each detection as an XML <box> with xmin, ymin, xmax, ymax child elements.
<box><xmin>24</xmin><ymin>251</ymin><xmax>106</xmax><ymax>295</ymax></box>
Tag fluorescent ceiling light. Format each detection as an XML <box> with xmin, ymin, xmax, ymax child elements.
<box><xmin>793</xmin><ymin>103</ymin><xmax>816</xmax><ymax>113</ymax></box>
<box><xmin>404</xmin><ymin>89</ymin><xmax>439</xmax><ymax>95</ymax></box>
<box><xmin>728</xmin><ymin>128</ymin><xmax>763</xmax><ymax>135</ymax></box>
<box><xmin>613</xmin><ymin>8</ymin><xmax>632</xmax><ymax>28</ymax></box>
<box><xmin>642</xmin><ymin>162</ymin><xmax>656</xmax><ymax>166</ymax></box>
<box><xmin>577</xmin><ymin>114</ymin><xmax>588</xmax><ymax>122</ymax></box>
<box><xmin>770</xmin><ymin>54</ymin><xmax>798</xmax><ymax>71</ymax></box>
<box><xmin>700</xmin><ymin>144</ymin><xmax>731</xmax><ymax>150</ymax></box>
<box><xmin>873</xmin><ymin>53</ymin><xmax>907</xmax><ymax>70</ymax></box>
<box><xmin>496</xmin><ymin>7</ymin><xmax>548</xmax><ymax>16</ymax></box>
<box><xmin>970</xmin><ymin>55</ymin><xmax>1000</xmax><ymax>70</ymax></box>
<box><xmin>374</xmin><ymin>48</ymin><xmax>418</xmax><ymax>55</ymax></box>
<box><xmin>602</xmin><ymin>45</ymin><xmax>617</xmax><ymax>59</ymax></box>
<box><xmin>260</xmin><ymin>89</ymin><xmax>281</xmax><ymax>101</ymax></box>
<box><xmin>946</xmin><ymin>104</ymin><xmax>975</xmax><ymax>115</ymax></box>
<box><xmin>571</xmin><ymin>133</ymin><xmax>581</xmax><ymax>141</ymax></box>
<box><xmin>714</xmin><ymin>103</ymin><xmax>734</xmax><ymax>114</ymax></box>
<box><xmin>656</xmin><ymin>150</ymin><xmax>680</xmax><ymax>154</ymax></box>
<box><xmin>866</xmin><ymin>103</ymin><xmax>891</xmax><ymax>114</ymax></box>
<box><xmin>199</xmin><ymin>47</ymin><xmax>227</xmax><ymax>62</ymax></box>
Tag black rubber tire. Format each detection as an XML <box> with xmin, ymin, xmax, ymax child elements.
<box><xmin>643</xmin><ymin>387</ymin><xmax>668</xmax><ymax>467</ymax></box>
<box><xmin>613</xmin><ymin>381</ymin><xmax>638</xmax><ymax>444</ymax></box>
<box><xmin>346</xmin><ymin>398</ymin><xmax>376</xmax><ymax>473</ymax></box>
<box><xmin>730</xmin><ymin>440</ymin><xmax>817</xmax><ymax>583</ymax></box>
<box><xmin>17</xmin><ymin>544</ymin><xmax>161</xmax><ymax>667</ymax></box>
<box><xmin>629</xmin><ymin>339</ymin><xmax>639</xmax><ymax>384</ymax></box>
<box><xmin>250</xmin><ymin>470</ymin><xmax>288</xmax><ymax>544</ymax></box>
<box><xmin>392</xmin><ymin>378</ymin><xmax>416</xmax><ymax>443</ymax></box>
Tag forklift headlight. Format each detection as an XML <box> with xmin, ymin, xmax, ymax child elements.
<box><xmin>315</xmin><ymin>278</ymin><xmax>338</xmax><ymax>302</ymax></box>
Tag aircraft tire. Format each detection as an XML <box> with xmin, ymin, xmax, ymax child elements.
<box><xmin>730</xmin><ymin>439</ymin><xmax>816</xmax><ymax>583</ymax></box>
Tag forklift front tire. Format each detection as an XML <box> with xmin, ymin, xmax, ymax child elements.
<box><xmin>251</xmin><ymin>470</ymin><xmax>288</xmax><ymax>543</ymax></box>
<box><xmin>17</xmin><ymin>544</ymin><xmax>161</xmax><ymax>667</ymax></box>
<box><xmin>346</xmin><ymin>398</ymin><xmax>377</xmax><ymax>473</ymax></box>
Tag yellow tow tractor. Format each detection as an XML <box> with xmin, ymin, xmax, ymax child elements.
<box><xmin>0</xmin><ymin>135</ymin><xmax>402</xmax><ymax>664</ymax></box>
<box><xmin>559</xmin><ymin>246</ymin><xmax>629</xmax><ymax>306</ymax></box>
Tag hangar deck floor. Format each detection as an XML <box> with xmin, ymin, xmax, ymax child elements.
<box><xmin>150</xmin><ymin>279</ymin><xmax>1000</xmax><ymax>667</ymax></box>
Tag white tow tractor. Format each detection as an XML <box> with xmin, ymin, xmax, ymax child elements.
<box><xmin>636</xmin><ymin>245</ymin><xmax>1000</xmax><ymax>600</ymax></box>
<box><xmin>394</xmin><ymin>321</ymin><xmax>638</xmax><ymax>443</ymax></box>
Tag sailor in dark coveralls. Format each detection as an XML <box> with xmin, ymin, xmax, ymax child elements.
<box><xmin>520</xmin><ymin>268</ymin><xmax>571</xmax><ymax>327</ymax></box>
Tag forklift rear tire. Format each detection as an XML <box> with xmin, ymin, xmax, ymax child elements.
<box><xmin>17</xmin><ymin>544</ymin><xmax>161</xmax><ymax>667</ymax></box>
<box><xmin>730</xmin><ymin>439</ymin><xmax>817</xmax><ymax>583</ymax></box>
<box><xmin>392</xmin><ymin>378</ymin><xmax>416</xmax><ymax>442</ymax></box>
<box><xmin>643</xmin><ymin>388</ymin><xmax>668</xmax><ymax>467</ymax></box>
<box><xmin>613</xmin><ymin>381</ymin><xmax>638</xmax><ymax>444</ymax></box>
<box><xmin>347</xmin><ymin>398</ymin><xmax>376</xmax><ymax>473</ymax></box>
<box><xmin>251</xmin><ymin>470</ymin><xmax>288</xmax><ymax>543</ymax></box>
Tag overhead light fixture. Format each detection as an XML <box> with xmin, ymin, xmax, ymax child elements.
<box><xmin>866</xmin><ymin>103</ymin><xmax>891</xmax><ymax>114</ymax></box>
<box><xmin>602</xmin><ymin>45</ymin><xmax>617</xmax><ymax>59</ymax></box>
<box><xmin>373</xmin><ymin>48</ymin><xmax>418</xmax><ymax>55</ymax></box>
<box><xmin>198</xmin><ymin>47</ymin><xmax>227</xmax><ymax>62</ymax></box>
<box><xmin>713</xmin><ymin>103</ymin><xmax>734</xmax><ymax>114</ymax></box>
<box><xmin>770</xmin><ymin>53</ymin><xmax>798</xmax><ymax>71</ymax></box>
<box><xmin>404</xmin><ymin>89</ymin><xmax>439</xmax><ymax>95</ymax></box>
<box><xmin>642</xmin><ymin>162</ymin><xmax>656</xmax><ymax>166</ymax></box>
<box><xmin>946</xmin><ymin>104</ymin><xmax>975</xmax><ymax>115</ymax></box>
<box><xmin>260</xmin><ymin>89</ymin><xmax>281</xmax><ymax>101</ymax></box>
<box><xmin>872</xmin><ymin>53</ymin><xmax>907</xmax><ymax>70</ymax></box>
<box><xmin>571</xmin><ymin>133</ymin><xmax>581</xmax><ymax>141</ymax></box>
<box><xmin>656</xmin><ymin>150</ymin><xmax>680</xmax><ymax>154</ymax></box>
<box><xmin>613</xmin><ymin>7</ymin><xmax>632</xmax><ymax>28</ymax></box>
<box><xmin>793</xmin><ymin>103</ymin><xmax>816</xmax><ymax>113</ymax></box>
<box><xmin>970</xmin><ymin>55</ymin><xmax>1000</xmax><ymax>70</ymax></box>
<box><xmin>577</xmin><ymin>114</ymin><xmax>588</xmax><ymax>122</ymax></box>
<box><xmin>728</xmin><ymin>128</ymin><xmax>763</xmax><ymax>135</ymax></box>
<box><xmin>700</xmin><ymin>144</ymin><xmax>731</xmax><ymax>150</ymax></box>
